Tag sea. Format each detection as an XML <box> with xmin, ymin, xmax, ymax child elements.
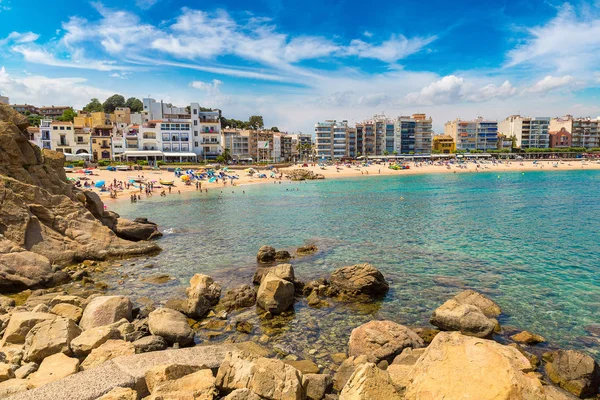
<box><xmin>109</xmin><ymin>169</ymin><xmax>600</xmax><ymax>360</ymax></box>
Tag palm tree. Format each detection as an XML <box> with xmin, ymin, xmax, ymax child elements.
<box><xmin>222</xmin><ymin>148</ymin><xmax>232</xmax><ymax>163</ymax></box>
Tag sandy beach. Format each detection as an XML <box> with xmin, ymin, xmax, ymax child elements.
<box><xmin>70</xmin><ymin>159</ymin><xmax>600</xmax><ymax>204</ymax></box>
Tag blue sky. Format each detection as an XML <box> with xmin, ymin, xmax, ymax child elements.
<box><xmin>1</xmin><ymin>0</ymin><xmax>599</xmax><ymax>132</ymax></box>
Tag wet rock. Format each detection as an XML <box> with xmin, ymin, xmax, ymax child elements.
<box><xmin>141</xmin><ymin>274</ymin><xmax>172</xmax><ymax>285</ymax></box>
<box><xmin>185</xmin><ymin>274</ymin><xmax>222</xmax><ymax>319</ymax></box>
<box><xmin>430</xmin><ymin>298</ymin><xmax>497</xmax><ymax>338</ymax></box>
<box><xmin>256</xmin><ymin>271</ymin><xmax>295</xmax><ymax>314</ymax></box>
<box><xmin>329</xmin><ymin>263</ymin><xmax>389</xmax><ymax>299</ymax></box>
<box><xmin>303</xmin><ymin>373</ymin><xmax>332</xmax><ymax>400</ymax></box>
<box><xmin>307</xmin><ymin>291</ymin><xmax>329</xmax><ymax>308</ymax></box>
<box><xmin>403</xmin><ymin>332</ymin><xmax>544</xmax><ymax>399</ymax></box>
<box><xmin>297</xmin><ymin>245</ymin><xmax>318</xmax><ymax>256</ymax></box>
<box><xmin>453</xmin><ymin>289</ymin><xmax>502</xmax><ymax>317</ymax></box>
<box><xmin>254</xmin><ymin>263</ymin><xmax>295</xmax><ymax>285</ymax></box>
<box><xmin>111</xmin><ymin>217</ymin><xmax>163</xmax><ymax>242</ymax></box>
<box><xmin>544</xmin><ymin>349</ymin><xmax>600</xmax><ymax>398</ymax></box>
<box><xmin>50</xmin><ymin>303</ymin><xmax>83</xmax><ymax>323</ymax></box>
<box><xmin>132</xmin><ymin>335</ymin><xmax>168</xmax><ymax>354</ymax></box>
<box><xmin>339</xmin><ymin>363</ymin><xmax>402</xmax><ymax>400</ymax></box>
<box><xmin>330</xmin><ymin>353</ymin><xmax>347</xmax><ymax>364</ymax></box>
<box><xmin>348</xmin><ymin>320</ymin><xmax>424</xmax><ymax>364</ymax></box>
<box><xmin>0</xmin><ymin>311</ymin><xmax>56</xmax><ymax>345</ymax></box>
<box><xmin>511</xmin><ymin>330</ymin><xmax>546</xmax><ymax>345</ymax></box>
<box><xmin>81</xmin><ymin>339</ymin><xmax>135</xmax><ymax>370</ymax></box>
<box><xmin>24</xmin><ymin>317</ymin><xmax>82</xmax><ymax>363</ymax></box>
<box><xmin>236</xmin><ymin>320</ymin><xmax>253</xmax><ymax>334</ymax></box>
<box><xmin>218</xmin><ymin>285</ymin><xmax>256</xmax><ymax>312</ymax></box>
<box><xmin>275</xmin><ymin>250</ymin><xmax>292</xmax><ymax>261</ymax></box>
<box><xmin>148</xmin><ymin>308</ymin><xmax>194</xmax><ymax>346</ymax></box>
<box><xmin>256</xmin><ymin>245</ymin><xmax>276</xmax><ymax>263</ymax></box>
<box><xmin>28</xmin><ymin>353</ymin><xmax>79</xmax><ymax>388</ymax></box>
<box><xmin>79</xmin><ymin>295</ymin><xmax>133</xmax><ymax>330</ymax></box>
<box><xmin>216</xmin><ymin>351</ymin><xmax>305</xmax><ymax>399</ymax></box>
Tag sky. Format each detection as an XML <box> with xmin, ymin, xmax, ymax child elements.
<box><xmin>1</xmin><ymin>0</ymin><xmax>600</xmax><ymax>133</ymax></box>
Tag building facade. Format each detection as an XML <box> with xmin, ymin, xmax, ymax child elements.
<box><xmin>39</xmin><ymin>106</ymin><xmax>71</xmax><ymax>119</ymax></box>
<box><xmin>549</xmin><ymin>128</ymin><xmax>572</xmax><ymax>148</ymax></box>
<box><xmin>395</xmin><ymin>114</ymin><xmax>433</xmax><ymax>154</ymax></box>
<box><xmin>445</xmin><ymin>117</ymin><xmax>498</xmax><ymax>152</ymax></box>
<box><xmin>315</xmin><ymin>120</ymin><xmax>350</xmax><ymax>159</ymax></box>
<box><xmin>498</xmin><ymin>115</ymin><xmax>550</xmax><ymax>149</ymax></box>
<box><xmin>550</xmin><ymin>116</ymin><xmax>600</xmax><ymax>149</ymax></box>
<box><xmin>432</xmin><ymin>134</ymin><xmax>455</xmax><ymax>154</ymax></box>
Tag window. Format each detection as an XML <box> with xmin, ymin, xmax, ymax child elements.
<box><xmin>60</xmin><ymin>126</ymin><xmax>65</xmax><ymax>130</ymax></box>
<box><xmin>194</xmin><ymin>131</ymin><xmax>198</xmax><ymax>136</ymax></box>
<box><xmin>53</xmin><ymin>126</ymin><xmax>58</xmax><ymax>130</ymax></box>
<box><xmin>193</xmin><ymin>120</ymin><xmax>197</xmax><ymax>126</ymax></box>
<box><xmin>194</xmin><ymin>141</ymin><xmax>199</xmax><ymax>147</ymax></box>
<box><xmin>193</xmin><ymin>109</ymin><xmax>197</xmax><ymax>115</ymax></box>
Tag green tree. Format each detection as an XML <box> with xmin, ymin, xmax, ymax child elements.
<box><xmin>383</xmin><ymin>150</ymin><xmax>389</xmax><ymax>156</ymax></box>
<box><xmin>248</xmin><ymin>115</ymin><xmax>264</xmax><ymax>130</ymax></box>
<box><xmin>27</xmin><ymin>114</ymin><xmax>41</xmax><ymax>127</ymax></box>
<box><xmin>58</xmin><ymin>108</ymin><xmax>77</xmax><ymax>122</ymax></box>
<box><xmin>270</xmin><ymin>126</ymin><xmax>280</xmax><ymax>132</ymax></box>
<box><xmin>125</xmin><ymin>97</ymin><xmax>143</xmax><ymax>112</ymax></box>
<box><xmin>222</xmin><ymin>148</ymin><xmax>232</xmax><ymax>163</ymax></box>
<box><xmin>83</xmin><ymin>98</ymin><xmax>104</xmax><ymax>113</ymax></box>
<box><xmin>102</xmin><ymin>94</ymin><xmax>126</xmax><ymax>113</ymax></box>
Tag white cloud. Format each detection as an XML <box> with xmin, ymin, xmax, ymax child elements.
<box><xmin>0</xmin><ymin>0</ymin><xmax>10</xmax><ymax>12</ymax></box>
<box><xmin>506</xmin><ymin>3</ymin><xmax>600</xmax><ymax>73</ymax></box>
<box><xmin>109</xmin><ymin>71</ymin><xmax>131</xmax><ymax>79</ymax></box>
<box><xmin>0</xmin><ymin>66</ymin><xmax>113</xmax><ymax>108</ymax></box>
<box><xmin>523</xmin><ymin>75</ymin><xmax>574</xmax><ymax>94</ymax></box>
<box><xmin>11</xmin><ymin>46</ymin><xmax>133</xmax><ymax>72</ymax></box>
<box><xmin>405</xmin><ymin>75</ymin><xmax>516</xmax><ymax>105</ymax></box>
<box><xmin>190</xmin><ymin>79</ymin><xmax>223</xmax><ymax>94</ymax></box>
<box><xmin>363</xmin><ymin>31</ymin><xmax>373</xmax><ymax>38</ymax></box>
<box><xmin>0</xmin><ymin>31</ymin><xmax>39</xmax><ymax>46</ymax></box>
<box><xmin>135</xmin><ymin>0</ymin><xmax>159</xmax><ymax>10</ymax></box>
<box><xmin>345</xmin><ymin>34</ymin><xmax>437</xmax><ymax>63</ymax></box>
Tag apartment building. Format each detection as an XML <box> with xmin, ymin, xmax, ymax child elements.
<box><xmin>549</xmin><ymin>128</ymin><xmax>572</xmax><ymax>148</ymax></box>
<box><xmin>445</xmin><ymin>117</ymin><xmax>498</xmax><ymax>152</ymax></box>
<box><xmin>50</xmin><ymin>121</ymin><xmax>91</xmax><ymax>156</ymax></box>
<box><xmin>498</xmin><ymin>115</ymin><xmax>550</xmax><ymax>149</ymax></box>
<box><xmin>222</xmin><ymin>129</ymin><xmax>252</xmax><ymax>161</ymax></box>
<box><xmin>289</xmin><ymin>133</ymin><xmax>313</xmax><ymax>161</ymax></box>
<box><xmin>550</xmin><ymin>116</ymin><xmax>600</xmax><ymax>149</ymax></box>
<box><xmin>190</xmin><ymin>104</ymin><xmax>221</xmax><ymax>159</ymax></box>
<box><xmin>432</xmin><ymin>134</ymin><xmax>455</xmax><ymax>154</ymax></box>
<box><xmin>315</xmin><ymin>120</ymin><xmax>351</xmax><ymax>159</ymax></box>
<box><xmin>11</xmin><ymin>104</ymin><xmax>39</xmax><ymax>115</ymax></box>
<box><xmin>111</xmin><ymin>107</ymin><xmax>131</xmax><ymax>125</ymax></box>
<box><xmin>39</xmin><ymin>119</ymin><xmax>52</xmax><ymax>150</ymax></box>
<box><xmin>39</xmin><ymin>106</ymin><xmax>71</xmax><ymax>119</ymax></box>
<box><xmin>395</xmin><ymin>114</ymin><xmax>433</xmax><ymax>154</ymax></box>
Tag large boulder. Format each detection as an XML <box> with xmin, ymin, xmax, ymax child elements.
<box><xmin>329</xmin><ymin>263</ymin><xmax>389</xmax><ymax>299</ymax></box>
<box><xmin>70</xmin><ymin>324</ymin><xmax>121</xmax><ymax>356</ymax></box>
<box><xmin>0</xmin><ymin>239</ymin><xmax>56</xmax><ymax>291</ymax></box>
<box><xmin>256</xmin><ymin>271</ymin><xmax>295</xmax><ymax>314</ymax></box>
<box><xmin>80</xmin><ymin>339</ymin><xmax>135</xmax><ymax>370</ymax></box>
<box><xmin>148</xmin><ymin>308</ymin><xmax>195</xmax><ymax>346</ymax></box>
<box><xmin>302</xmin><ymin>373</ymin><xmax>332</xmax><ymax>400</ymax></box>
<box><xmin>133</xmin><ymin>335</ymin><xmax>168</xmax><ymax>354</ymax></box>
<box><xmin>23</xmin><ymin>317</ymin><xmax>82</xmax><ymax>363</ymax></box>
<box><xmin>79</xmin><ymin>295</ymin><xmax>133</xmax><ymax>330</ymax></box>
<box><xmin>185</xmin><ymin>274</ymin><xmax>222</xmax><ymax>319</ymax></box>
<box><xmin>544</xmin><ymin>349</ymin><xmax>600</xmax><ymax>398</ymax></box>
<box><xmin>339</xmin><ymin>363</ymin><xmax>402</xmax><ymax>400</ymax></box>
<box><xmin>111</xmin><ymin>217</ymin><xmax>163</xmax><ymax>242</ymax></box>
<box><xmin>348</xmin><ymin>320</ymin><xmax>424</xmax><ymax>363</ymax></box>
<box><xmin>50</xmin><ymin>303</ymin><xmax>83</xmax><ymax>323</ymax></box>
<box><xmin>217</xmin><ymin>284</ymin><xmax>257</xmax><ymax>312</ymax></box>
<box><xmin>403</xmin><ymin>331</ymin><xmax>545</xmax><ymax>399</ymax></box>
<box><xmin>28</xmin><ymin>352</ymin><xmax>79</xmax><ymax>388</ymax></box>
<box><xmin>256</xmin><ymin>246</ymin><xmax>276</xmax><ymax>263</ymax></box>
<box><xmin>254</xmin><ymin>263</ymin><xmax>295</xmax><ymax>285</ymax></box>
<box><xmin>0</xmin><ymin>312</ymin><xmax>56</xmax><ymax>345</ymax></box>
<box><xmin>430</xmin><ymin>298</ymin><xmax>497</xmax><ymax>338</ymax></box>
<box><xmin>145</xmin><ymin>363</ymin><xmax>204</xmax><ymax>393</ymax></box>
<box><xmin>453</xmin><ymin>289</ymin><xmax>502</xmax><ymax>317</ymax></box>
<box><xmin>146</xmin><ymin>368</ymin><xmax>217</xmax><ymax>400</ymax></box>
<box><xmin>216</xmin><ymin>351</ymin><xmax>305</xmax><ymax>400</ymax></box>
<box><xmin>333</xmin><ymin>355</ymin><xmax>369</xmax><ymax>392</ymax></box>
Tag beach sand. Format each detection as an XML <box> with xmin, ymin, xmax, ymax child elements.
<box><xmin>70</xmin><ymin>159</ymin><xmax>600</xmax><ymax>204</ymax></box>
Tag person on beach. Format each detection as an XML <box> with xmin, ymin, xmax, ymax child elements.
<box><xmin>168</xmin><ymin>186</ymin><xmax>172</xmax><ymax>194</ymax></box>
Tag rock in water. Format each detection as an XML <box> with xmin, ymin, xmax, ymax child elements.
<box><xmin>217</xmin><ymin>285</ymin><xmax>256</xmax><ymax>312</ymax></box>
<box><xmin>256</xmin><ymin>271</ymin><xmax>295</xmax><ymax>314</ymax></box>
<box><xmin>403</xmin><ymin>331</ymin><xmax>545</xmax><ymax>399</ymax></box>
<box><xmin>544</xmin><ymin>349</ymin><xmax>600</xmax><ymax>398</ymax></box>
<box><xmin>79</xmin><ymin>296</ymin><xmax>133</xmax><ymax>330</ymax></box>
<box><xmin>453</xmin><ymin>289</ymin><xmax>502</xmax><ymax>317</ymax></box>
<box><xmin>296</xmin><ymin>245</ymin><xmax>318</xmax><ymax>256</ymax></box>
<box><xmin>348</xmin><ymin>320</ymin><xmax>424</xmax><ymax>364</ymax></box>
<box><xmin>185</xmin><ymin>274</ymin><xmax>221</xmax><ymax>319</ymax></box>
<box><xmin>148</xmin><ymin>308</ymin><xmax>195</xmax><ymax>346</ymax></box>
<box><xmin>430</xmin><ymin>298</ymin><xmax>497</xmax><ymax>338</ymax></box>
<box><xmin>110</xmin><ymin>218</ymin><xmax>163</xmax><ymax>241</ymax></box>
<box><xmin>339</xmin><ymin>363</ymin><xmax>402</xmax><ymax>400</ymax></box>
<box><xmin>256</xmin><ymin>246</ymin><xmax>276</xmax><ymax>263</ymax></box>
<box><xmin>329</xmin><ymin>263</ymin><xmax>389</xmax><ymax>299</ymax></box>
<box><xmin>511</xmin><ymin>330</ymin><xmax>546</xmax><ymax>345</ymax></box>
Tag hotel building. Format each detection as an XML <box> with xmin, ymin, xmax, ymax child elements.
<box><xmin>445</xmin><ymin>117</ymin><xmax>498</xmax><ymax>152</ymax></box>
<box><xmin>498</xmin><ymin>115</ymin><xmax>550</xmax><ymax>149</ymax></box>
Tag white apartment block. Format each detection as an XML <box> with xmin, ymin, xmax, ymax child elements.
<box><xmin>50</xmin><ymin>121</ymin><xmax>91</xmax><ymax>156</ymax></box>
<box><xmin>190</xmin><ymin>103</ymin><xmax>222</xmax><ymax>160</ymax></box>
<box><xmin>498</xmin><ymin>115</ymin><xmax>550</xmax><ymax>149</ymax></box>
<box><xmin>550</xmin><ymin>115</ymin><xmax>600</xmax><ymax>149</ymax></box>
<box><xmin>39</xmin><ymin>119</ymin><xmax>52</xmax><ymax>150</ymax></box>
<box><xmin>445</xmin><ymin>117</ymin><xmax>498</xmax><ymax>152</ymax></box>
<box><xmin>315</xmin><ymin>120</ymin><xmax>350</xmax><ymax>159</ymax></box>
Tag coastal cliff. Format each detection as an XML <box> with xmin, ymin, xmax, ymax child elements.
<box><xmin>0</xmin><ymin>104</ymin><xmax>160</xmax><ymax>292</ymax></box>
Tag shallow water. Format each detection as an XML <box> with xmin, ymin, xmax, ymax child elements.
<box><xmin>110</xmin><ymin>170</ymin><xmax>600</xmax><ymax>358</ymax></box>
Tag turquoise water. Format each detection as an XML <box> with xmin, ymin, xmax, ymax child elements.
<box><xmin>110</xmin><ymin>170</ymin><xmax>600</xmax><ymax>357</ymax></box>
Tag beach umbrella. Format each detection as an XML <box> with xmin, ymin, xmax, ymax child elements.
<box><xmin>95</xmin><ymin>180</ymin><xmax>105</xmax><ymax>188</ymax></box>
<box><xmin>181</xmin><ymin>175</ymin><xmax>190</xmax><ymax>181</ymax></box>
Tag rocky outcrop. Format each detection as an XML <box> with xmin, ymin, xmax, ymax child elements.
<box><xmin>544</xmin><ymin>349</ymin><xmax>600</xmax><ymax>398</ymax></box>
<box><xmin>348</xmin><ymin>320</ymin><xmax>424</xmax><ymax>364</ymax></box>
<box><xmin>285</xmin><ymin>169</ymin><xmax>325</xmax><ymax>181</ymax></box>
<box><xmin>256</xmin><ymin>246</ymin><xmax>276</xmax><ymax>263</ymax></box>
<box><xmin>0</xmin><ymin>103</ymin><xmax>161</xmax><ymax>292</ymax></box>
<box><xmin>403</xmin><ymin>331</ymin><xmax>545</xmax><ymax>399</ymax></box>
<box><xmin>109</xmin><ymin>217</ymin><xmax>163</xmax><ymax>242</ymax></box>
<box><xmin>430</xmin><ymin>294</ymin><xmax>498</xmax><ymax>338</ymax></box>
<box><xmin>329</xmin><ymin>263</ymin><xmax>389</xmax><ymax>299</ymax></box>
<box><xmin>185</xmin><ymin>274</ymin><xmax>222</xmax><ymax>319</ymax></box>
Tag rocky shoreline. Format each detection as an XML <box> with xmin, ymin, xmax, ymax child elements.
<box><xmin>0</xmin><ymin>250</ymin><xmax>598</xmax><ymax>399</ymax></box>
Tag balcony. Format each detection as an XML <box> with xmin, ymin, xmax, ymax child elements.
<box><xmin>100</xmin><ymin>145</ymin><xmax>111</xmax><ymax>149</ymax></box>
